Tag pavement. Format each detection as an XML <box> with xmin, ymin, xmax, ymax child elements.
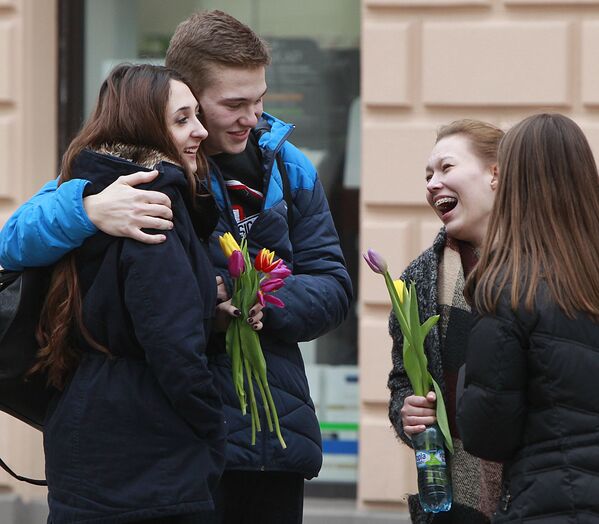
<box><xmin>0</xmin><ymin>491</ymin><xmax>412</xmax><ymax>524</ymax></box>
<box><xmin>304</xmin><ymin>497</ymin><xmax>411</xmax><ymax>524</ymax></box>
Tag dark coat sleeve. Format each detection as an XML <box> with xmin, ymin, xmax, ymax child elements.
<box><xmin>260</xmin><ymin>162</ymin><xmax>352</xmax><ymax>344</ymax></box>
<box><xmin>120</xmin><ymin>224</ymin><xmax>224</xmax><ymax>440</ymax></box>
<box><xmin>456</xmin><ymin>296</ymin><xmax>530</xmax><ymax>462</ymax></box>
<box><xmin>388</xmin><ymin>309</ymin><xmax>416</xmax><ymax>447</ymax></box>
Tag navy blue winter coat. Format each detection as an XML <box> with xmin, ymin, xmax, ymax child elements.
<box><xmin>0</xmin><ymin>114</ymin><xmax>352</xmax><ymax>481</ymax></box>
<box><xmin>207</xmin><ymin>114</ymin><xmax>352</xmax><ymax>478</ymax></box>
<box><xmin>44</xmin><ymin>147</ymin><xmax>226</xmax><ymax>523</ymax></box>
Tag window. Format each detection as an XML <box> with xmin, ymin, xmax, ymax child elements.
<box><xmin>78</xmin><ymin>0</ymin><xmax>360</xmax><ymax>491</ymax></box>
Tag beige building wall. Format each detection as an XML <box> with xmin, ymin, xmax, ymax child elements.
<box><xmin>359</xmin><ymin>0</ymin><xmax>599</xmax><ymax>511</ymax></box>
<box><xmin>0</xmin><ymin>0</ymin><xmax>57</xmax><ymax>499</ymax></box>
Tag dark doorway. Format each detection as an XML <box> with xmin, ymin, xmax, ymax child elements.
<box><xmin>57</xmin><ymin>0</ymin><xmax>85</xmax><ymax>161</ymax></box>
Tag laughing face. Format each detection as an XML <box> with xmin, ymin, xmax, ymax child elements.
<box><xmin>198</xmin><ymin>65</ymin><xmax>267</xmax><ymax>156</ymax></box>
<box><xmin>425</xmin><ymin>134</ymin><xmax>497</xmax><ymax>248</ymax></box>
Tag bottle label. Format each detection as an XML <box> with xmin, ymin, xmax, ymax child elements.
<box><xmin>415</xmin><ymin>449</ymin><xmax>446</xmax><ymax>469</ymax></box>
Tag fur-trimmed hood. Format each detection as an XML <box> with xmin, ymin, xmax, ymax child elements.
<box><xmin>73</xmin><ymin>143</ymin><xmax>219</xmax><ymax>241</ymax></box>
<box><xmin>95</xmin><ymin>143</ymin><xmax>179</xmax><ymax>170</ymax></box>
<box><xmin>70</xmin><ymin>143</ymin><xmax>189</xmax><ymax>198</ymax></box>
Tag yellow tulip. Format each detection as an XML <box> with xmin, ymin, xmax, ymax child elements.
<box><xmin>219</xmin><ymin>232</ymin><xmax>241</xmax><ymax>258</ymax></box>
<box><xmin>393</xmin><ymin>279</ymin><xmax>405</xmax><ymax>304</ymax></box>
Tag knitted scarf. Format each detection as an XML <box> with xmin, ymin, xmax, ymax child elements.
<box><xmin>437</xmin><ymin>236</ymin><xmax>502</xmax><ymax>521</ymax></box>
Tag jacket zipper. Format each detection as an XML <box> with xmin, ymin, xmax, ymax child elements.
<box><xmin>253</xmin><ymin>121</ymin><xmax>294</xmax><ymax>468</ymax></box>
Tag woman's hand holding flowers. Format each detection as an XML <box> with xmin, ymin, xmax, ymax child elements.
<box><xmin>214</xmin><ymin>276</ymin><xmax>264</xmax><ymax>332</ymax></box>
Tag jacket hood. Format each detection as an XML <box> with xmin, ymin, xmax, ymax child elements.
<box><xmin>75</xmin><ymin>144</ymin><xmax>219</xmax><ymax>241</ymax></box>
<box><xmin>254</xmin><ymin>112</ymin><xmax>294</xmax><ymax>154</ymax></box>
<box><xmin>210</xmin><ymin>113</ymin><xmax>296</xmax><ymax>212</ymax></box>
<box><xmin>73</xmin><ymin>144</ymin><xmax>188</xmax><ymax>196</ymax></box>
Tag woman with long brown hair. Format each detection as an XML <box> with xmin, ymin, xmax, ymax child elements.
<box><xmin>457</xmin><ymin>113</ymin><xmax>599</xmax><ymax>521</ymax></box>
<box><xmin>37</xmin><ymin>64</ymin><xmax>226</xmax><ymax>523</ymax></box>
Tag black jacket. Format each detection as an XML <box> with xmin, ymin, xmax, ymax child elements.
<box><xmin>457</xmin><ymin>280</ymin><xmax>599</xmax><ymax>522</ymax></box>
<box><xmin>44</xmin><ymin>148</ymin><xmax>226</xmax><ymax>523</ymax></box>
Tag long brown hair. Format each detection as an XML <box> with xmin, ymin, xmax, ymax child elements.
<box><xmin>34</xmin><ymin>64</ymin><xmax>206</xmax><ymax>389</ymax></box>
<box><xmin>469</xmin><ymin>113</ymin><xmax>599</xmax><ymax>319</ymax></box>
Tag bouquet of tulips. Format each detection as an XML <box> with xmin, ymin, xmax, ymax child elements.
<box><xmin>219</xmin><ymin>232</ymin><xmax>289</xmax><ymax>449</ymax></box>
<box><xmin>363</xmin><ymin>249</ymin><xmax>453</xmax><ymax>453</ymax></box>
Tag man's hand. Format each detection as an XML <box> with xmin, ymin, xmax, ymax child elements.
<box><xmin>83</xmin><ymin>170</ymin><xmax>173</xmax><ymax>244</ymax></box>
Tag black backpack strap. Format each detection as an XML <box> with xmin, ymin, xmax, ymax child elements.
<box><xmin>0</xmin><ymin>456</ymin><xmax>47</xmax><ymax>486</ymax></box>
<box><xmin>276</xmin><ymin>154</ymin><xmax>294</xmax><ymax>231</ymax></box>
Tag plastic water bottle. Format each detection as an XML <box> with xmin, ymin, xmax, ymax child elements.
<box><xmin>412</xmin><ymin>423</ymin><xmax>452</xmax><ymax>513</ymax></box>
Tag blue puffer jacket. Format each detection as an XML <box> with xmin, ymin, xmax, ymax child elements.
<box><xmin>0</xmin><ymin>114</ymin><xmax>352</xmax><ymax>480</ymax></box>
<box><xmin>43</xmin><ymin>147</ymin><xmax>226</xmax><ymax>523</ymax></box>
<box><xmin>207</xmin><ymin>114</ymin><xmax>352</xmax><ymax>478</ymax></box>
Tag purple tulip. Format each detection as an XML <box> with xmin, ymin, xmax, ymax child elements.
<box><xmin>363</xmin><ymin>249</ymin><xmax>388</xmax><ymax>275</ymax></box>
<box><xmin>228</xmin><ymin>250</ymin><xmax>245</xmax><ymax>279</ymax></box>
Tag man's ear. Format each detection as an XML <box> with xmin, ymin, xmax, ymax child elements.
<box><xmin>490</xmin><ymin>164</ymin><xmax>499</xmax><ymax>191</ymax></box>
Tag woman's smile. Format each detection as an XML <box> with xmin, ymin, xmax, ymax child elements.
<box><xmin>425</xmin><ymin>134</ymin><xmax>496</xmax><ymax>247</ymax></box>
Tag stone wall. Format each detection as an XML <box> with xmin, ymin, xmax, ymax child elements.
<box><xmin>359</xmin><ymin>0</ymin><xmax>599</xmax><ymax>509</ymax></box>
<box><xmin>0</xmin><ymin>0</ymin><xmax>57</xmax><ymax>501</ymax></box>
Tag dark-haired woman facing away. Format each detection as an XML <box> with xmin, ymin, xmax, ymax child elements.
<box><xmin>457</xmin><ymin>113</ymin><xmax>599</xmax><ymax>521</ymax></box>
<box><xmin>36</xmin><ymin>64</ymin><xmax>225</xmax><ymax>523</ymax></box>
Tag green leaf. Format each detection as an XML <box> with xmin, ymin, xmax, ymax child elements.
<box><xmin>431</xmin><ymin>376</ymin><xmax>453</xmax><ymax>454</ymax></box>
<box><xmin>420</xmin><ymin>315</ymin><xmax>439</xmax><ymax>341</ymax></box>
<box><xmin>403</xmin><ymin>338</ymin><xmax>424</xmax><ymax>397</ymax></box>
<box><xmin>259</xmin><ymin>366</ymin><xmax>287</xmax><ymax>449</ymax></box>
<box><xmin>384</xmin><ymin>272</ymin><xmax>411</xmax><ymax>340</ymax></box>
<box><xmin>408</xmin><ymin>282</ymin><xmax>430</xmax><ymax>392</ymax></box>
<box><xmin>400</xmin><ymin>279</ymin><xmax>412</xmax><ymax>335</ymax></box>
<box><xmin>244</xmin><ymin>355</ymin><xmax>260</xmax><ymax>445</ymax></box>
<box><xmin>408</xmin><ymin>283</ymin><xmax>423</xmax><ymax>352</ymax></box>
<box><xmin>239</xmin><ymin>322</ymin><xmax>268</xmax><ymax>382</ymax></box>
<box><xmin>228</xmin><ymin>321</ymin><xmax>246</xmax><ymax>415</ymax></box>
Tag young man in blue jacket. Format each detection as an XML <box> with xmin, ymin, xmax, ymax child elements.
<box><xmin>0</xmin><ymin>10</ymin><xmax>352</xmax><ymax>524</ymax></box>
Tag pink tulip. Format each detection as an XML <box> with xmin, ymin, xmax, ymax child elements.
<box><xmin>260</xmin><ymin>278</ymin><xmax>285</xmax><ymax>293</ymax></box>
<box><xmin>228</xmin><ymin>250</ymin><xmax>245</xmax><ymax>279</ymax></box>
<box><xmin>268</xmin><ymin>260</ymin><xmax>291</xmax><ymax>280</ymax></box>
<box><xmin>264</xmin><ymin>294</ymin><xmax>285</xmax><ymax>308</ymax></box>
